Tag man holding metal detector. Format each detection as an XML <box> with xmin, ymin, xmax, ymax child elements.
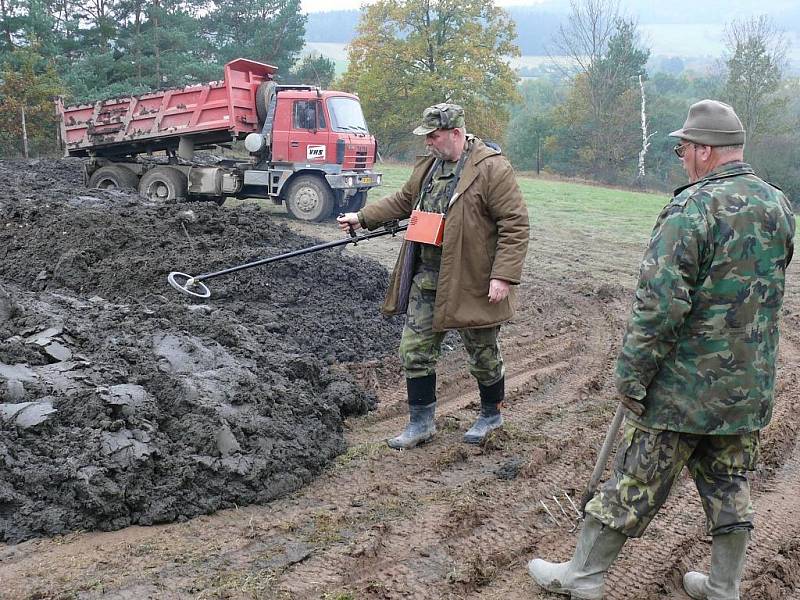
<box><xmin>529</xmin><ymin>100</ymin><xmax>795</xmax><ymax>600</ymax></box>
<box><xmin>337</xmin><ymin>103</ymin><xmax>529</xmax><ymax>449</ymax></box>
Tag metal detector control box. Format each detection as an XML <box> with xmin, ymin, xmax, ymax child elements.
<box><xmin>405</xmin><ymin>209</ymin><xmax>445</xmax><ymax>246</ymax></box>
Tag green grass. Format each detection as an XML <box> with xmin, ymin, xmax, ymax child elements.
<box><xmin>369</xmin><ymin>162</ymin><xmax>668</xmax><ymax>245</ymax></box>
<box><xmin>520</xmin><ymin>178</ymin><xmax>666</xmax><ymax>239</ymax></box>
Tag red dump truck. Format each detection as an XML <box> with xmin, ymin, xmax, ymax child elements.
<box><xmin>56</xmin><ymin>58</ymin><xmax>381</xmax><ymax>221</ymax></box>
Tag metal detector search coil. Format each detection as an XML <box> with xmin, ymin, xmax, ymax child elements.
<box><xmin>405</xmin><ymin>209</ymin><xmax>445</xmax><ymax>246</ymax></box>
<box><xmin>168</xmin><ymin>272</ymin><xmax>211</xmax><ymax>299</ymax></box>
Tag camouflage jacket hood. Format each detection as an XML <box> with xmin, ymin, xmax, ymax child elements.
<box><xmin>615</xmin><ymin>161</ymin><xmax>795</xmax><ymax>434</ymax></box>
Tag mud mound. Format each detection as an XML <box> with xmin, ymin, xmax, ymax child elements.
<box><xmin>0</xmin><ymin>159</ymin><xmax>403</xmax><ymax>543</ymax></box>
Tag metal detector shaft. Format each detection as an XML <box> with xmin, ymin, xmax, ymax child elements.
<box><xmin>579</xmin><ymin>403</ymin><xmax>625</xmax><ymax>514</ymax></box>
<box><xmin>199</xmin><ymin>224</ymin><xmax>406</xmax><ymax>281</ymax></box>
<box><xmin>168</xmin><ymin>220</ymin><xmax>407</xmax><ymax>298</ymax></box>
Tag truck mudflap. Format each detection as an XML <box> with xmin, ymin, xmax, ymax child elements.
<box><xmin>325</xmin><ymin>171</ymin><xmax>382</xmax><ymax>190</ymax></box>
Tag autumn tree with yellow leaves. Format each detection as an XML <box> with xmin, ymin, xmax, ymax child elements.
<box><xmin>341</xmin><ymin>0</ymin><xmax>520</xmax><ymax>157</ymax></box>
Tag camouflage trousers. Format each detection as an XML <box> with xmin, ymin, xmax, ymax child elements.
<box><xmin>399</xmin><ymin>278</ymin><xmax>503</xmax><ymax>385</ymax></box>
<box><xmin>585</xmin><ymin>421</ymin><xmax>759</xmax><ymax>538</ymax></box>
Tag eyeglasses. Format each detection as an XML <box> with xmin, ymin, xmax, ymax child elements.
<box><xmin>673</xmin><ymin>142</ymin><xmax>693</xmax><ymax>158</ymax></box>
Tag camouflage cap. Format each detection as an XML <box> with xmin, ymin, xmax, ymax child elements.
<box><xmin>412</xmin><ymin>103</ymin><xmax>465</xmax><ymax>136</ymax></box>
<box><xmin>669</xmin><ymin>99</ymin><xmax>745</xmax><ymax>147</ymax></box>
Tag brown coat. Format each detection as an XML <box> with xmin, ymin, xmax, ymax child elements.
<box><xmin>360</xmin><ymin>138</ymin><xmax>529</xmax><ymax>331</ymax></box>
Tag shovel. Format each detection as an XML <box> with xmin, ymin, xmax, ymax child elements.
<box><xmin>168</xmin><ymin>219</ymin><xmax>407</xmax><ymax>299</ymax></box>
<box><xmin>579</xmin><ymin>403</ymin><xmax>625</xmax><ymax>514</ymax></box>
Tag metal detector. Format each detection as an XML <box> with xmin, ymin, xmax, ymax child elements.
<box><xmin>167</xmin><ymin>220</ymin><xmax>407</xmax><ymax>299</ymax></box>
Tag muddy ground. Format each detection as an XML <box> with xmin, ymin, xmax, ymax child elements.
<box><xmin>0</xmin><ymin>159</ymin><xmax>403</xmax><ymax>543</ymax></box>
<box><xmin>1</xmin><ymin>159</ymin><xmax>799</xmax><ymax>599</ymax></box>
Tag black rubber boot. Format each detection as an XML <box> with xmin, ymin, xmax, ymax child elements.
<box><xmin>387</xmin><ymin>374</ymin><xmax>437</xmax><ymax>450</ymax></box>
<box><xmin>464</xmin><ymin>377</ymin><xmax>504</xmax><ymax>444</ymax></box>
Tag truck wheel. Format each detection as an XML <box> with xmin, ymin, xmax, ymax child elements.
<box><xmin>88</xmin><ymin>166</ymin><xmax>139</xmax><ymax>190</ymax></box>
<box><xmin>255</xmin><ymin>81</ymin><xmax>278</xmax><ymax>124</ymax></box>
<box><xmin>346</xmin><ymin>190</ymin><xmax>368</xmax><ymax>212</ymax></box>
<box><xmin>285</xmin><ymin>175</ymin><xmax>334</xmax><ymax>222</ymax></box>
<box><xmin>138</xmin><ymin>167</ymin><xmax>188</xmax><ymax>203</ymax></box>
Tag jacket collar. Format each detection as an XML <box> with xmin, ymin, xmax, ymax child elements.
<box><xmin>673</xmin><ymin>161</ymin><xmax>755</xmax><ymax>196</ymax></box>
<box><xmin>452</xmin><ymin>136</ymin><xmax>498</xmax><ymax>197</ymax></box>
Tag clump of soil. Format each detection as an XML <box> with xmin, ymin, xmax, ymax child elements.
<box><xmin>745</xmin><ymin>538</ymin><xmax>800</xmax><ymax>599</ymax></box>
<box><xmin>0</xmin><ymin>159</ymin><xmax>403</xmax><ymax>543</ymax></box>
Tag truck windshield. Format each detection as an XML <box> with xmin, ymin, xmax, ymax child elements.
<box><xmin>327</xmin><ymin>97</ymin><xmax>369</xmax><ymax>133</ymax></box>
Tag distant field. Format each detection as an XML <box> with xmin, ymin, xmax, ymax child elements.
<box><xmin>302</xmin><ymin>42</ymin><xmax>350</xmax><ymax>75</ymax></box>
<box><xmin>303</xmin><ymin>31</ymin><xmax>800</xmax><ymax>77</ymax></box>
<box><xmin>371</xmin><ymin>162</ymin><xmax>666</xmax><ymax>244</ymax></box>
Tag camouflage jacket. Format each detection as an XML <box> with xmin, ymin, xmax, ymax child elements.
<box><xmin>615</xmin><ymin>162</ymin><xmax>795</xmax><ymax>434</ymax></box>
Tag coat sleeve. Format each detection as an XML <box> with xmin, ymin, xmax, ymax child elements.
<box><xmin>359</xmin><ymin>157</ymin><xmax>432</xmax><ymax>230</ymax></box>
<box><xmin>615</xmin><ymin>196</ymin><xmax>710</xmax><ymax>400</ymax></box>
<box><xmin>485</xmin><ymin>158</ymin><xmax>529</xmax><ymax>284</ymax></box>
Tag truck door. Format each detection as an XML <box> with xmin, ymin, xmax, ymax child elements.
<box><xmin>287</xmin><ymin>100</ymin><xmax>329</xmax><ymax>164</ymax></box>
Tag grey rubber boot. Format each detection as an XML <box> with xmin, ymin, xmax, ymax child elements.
<box><xmin>464</xmin><ymin>377</ymin><xmax>504</xmax><ymax>444</ymax></box>
<box><xmin>528</xmin><ymin>515</ymin><xmax>628</xmax><ymax>600</ymax></box>
<box><xmin>387</xmin><ymin>374</ymin><xmax>436</xmax><ymax>450</ymax></box>
<box><xmin>683</xmin><ymin>530</ymin><xmax>749</xmax><ymax>600</ymax></box>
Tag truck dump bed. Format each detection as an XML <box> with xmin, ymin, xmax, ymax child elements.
<box><xmin>58</xmin><ymin>59</ymin><xmax>276</xmax><ymax>158</ymax></box>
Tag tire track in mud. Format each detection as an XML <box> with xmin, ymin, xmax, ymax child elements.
<box><xmin>348</xmin><ymin>281</ymin><xmax>608</xmax><ymax>445</ymax></box>
<box><xmin>739</xmin><ymin>329</ymin><xmax>800</xmax><ymax>600</ymax></box>
<box><xmin>541</xmin><ymin>329</ymin><xmax>800</xmax><ymax>600</ymax></box>
<box><xmin>458</xmin><ymin>297</ymin><xmax>800</xmax><ymax>600</ymax></box>
<box><xmin>266</xmin><ymin>288</ymin><xmax>627</xmax><ymax>598</ymax></box>
<box><xmin>527</xmin><ymin>317</ymin><xmax>800</xmax><ymax>600</ymax></box>
<box><xmin>3</xmin><ymin>217</ymin><xmax>797</xmax><ymax>600</ymax></box>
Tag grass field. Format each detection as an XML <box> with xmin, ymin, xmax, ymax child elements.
<box><xmin>372</xmin><ymin>162</ymin><xmax>668</xmax><ymax>244</ymax></box>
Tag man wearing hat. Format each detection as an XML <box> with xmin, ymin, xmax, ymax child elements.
<box><xmin>528</xmin><ymin>99</ymin><xmax>794</xmax><ymax>599</ymax></box>
<box><xmin>337</xmin><ymin>103</ymin><xmax>529</xmax><ymax>449</ymax></box>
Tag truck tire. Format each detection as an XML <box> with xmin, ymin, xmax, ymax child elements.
<box><xmin>88</xmin><ymin>166</ymin><xmax>139</xmax><ymax>190</ymax></box>
<box><xmin>255</xmin><ymin>81</ymin><xmax>278</xmax><ymax>124</ymax></box>
<box><xmin>345</xmin><ymin>190</ymin><xmax>368</xmax><ymax>212</ymax></box>
<box><xmin>285</xmin><ymin>174</ymin><xmax>334</xmax><ymax>222</ymax></box>
<box><xmin>138</xmin><ymin>167</ymin><xmax>188</xmax><ymax>203</ymax></box>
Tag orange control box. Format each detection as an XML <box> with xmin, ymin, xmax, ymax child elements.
<box><xmin>405</xmin><ymin>209</ymin><xmax>445</xmax><ymax>246</ymax></box>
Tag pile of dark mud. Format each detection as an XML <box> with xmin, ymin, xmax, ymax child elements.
<box><xmin>0</xmin><ymin>159</ymin><xmax>403</xmax><ymax>543</ymax></box>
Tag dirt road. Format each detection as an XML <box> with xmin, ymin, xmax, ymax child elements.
<box><xmin>1</xmin><ymin>169</ymin><xmax>799</xmax><ymax>599</ymax></box>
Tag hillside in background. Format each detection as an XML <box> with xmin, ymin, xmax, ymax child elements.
<box><xmin>306</xmin><ymin>3</ymin><xmax>800</xmax><ymax>71</ymax></box>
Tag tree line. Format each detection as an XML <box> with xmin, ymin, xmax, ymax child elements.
<box><xmin>0</xmin><ymin>0</ymin><xmax>335</xmax><ymax>155</ymax></box>
<box><xmin>341</xmin><ymin>0</ymin><xmax>798</xmax><ymax>201</ymax></box>
<box><xmin>1</xmin><ymin>0</ymin><xmax>797</xmax><ymax>203</ymax></box>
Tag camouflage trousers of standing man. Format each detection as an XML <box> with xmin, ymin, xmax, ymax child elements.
<box><xmin>585</xmin><ymin>421</ymin><xmax>759</xmax><ymax>538</ymax></box>
<box><xmin>399</xmin><ymin>278</ymin><xmax>504</xmax><ymax>386</ymax></box>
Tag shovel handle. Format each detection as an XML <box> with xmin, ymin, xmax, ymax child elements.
<box><xmin>580</xmin><ymin>403</ymin><xmax>625</xmax><ymax>514</ymax></box>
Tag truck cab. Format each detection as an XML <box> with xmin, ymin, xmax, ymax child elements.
<box><xmin>244</xmin><ymin>87</ymin><xmax>381</xmax><ymax>221</ymax></box>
